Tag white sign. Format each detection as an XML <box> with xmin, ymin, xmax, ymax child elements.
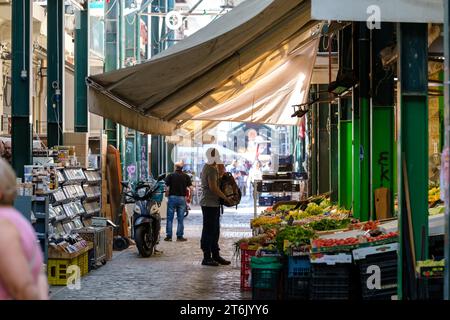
<box><xmin>312</xmin><ymin>0</ymin><xmax>444</xmax><ymax>23</ymax></box>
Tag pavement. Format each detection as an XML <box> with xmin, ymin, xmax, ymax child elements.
<box><xmin>50</xmin><ymin>199</ymin><xmax>256</xmax><ymax>300</ymax></box>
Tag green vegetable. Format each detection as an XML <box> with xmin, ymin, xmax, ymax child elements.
<box><xmin>307</xmin><ymin>218</ymin><xmax>351</xmax><ymax>231</ymax></box>
<box><xmin>304</xmin><ymin>203</ymin><xmax>324</xmax><ymax>216</ymax></box>
<box><xmin>319</xmin><ymin>199</ymin><xmax>332</xmax><ymax>209</ymax></box>
<box><xmin>274</xmin><ymin>226</ymin><xmax>317</xmax><ymax>253</ymax></box>
<box><xmin>417</xmin><ymin>259</ymin><xmax>445</xmax><ymax>267</ymax></box>
<box><xmin>276</xmin><ymin>204</ymin><xmax>297</xmax><ymax>212</ymax></box>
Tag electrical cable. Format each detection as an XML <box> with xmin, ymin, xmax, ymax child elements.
<box><xmin>104</xmin><ymin>0</ymin><xmax>119</xmax><ymax>17</ymax></box>
<box><xmin>126</xmin><ymin>14</ymin><xmax>137</xmax><ymax>25</ymax></box>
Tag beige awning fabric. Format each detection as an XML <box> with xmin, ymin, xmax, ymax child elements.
<box><xmin>191</xmin><ymin>39</ymin><xmax>319</xmax><ymax>125</ymax></box>
<box><xmin>87</xmin><ymin>0</ymin><xmax>318</xmax><ymax>135</ymax></box>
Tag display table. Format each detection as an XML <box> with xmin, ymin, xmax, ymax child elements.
<box><xmin>47</xmin><ymin>242</ymin><xmax>94</xmax><ymax>285</ymax></box>
<box><xmin>48</xmin><ymin>242</ymin><xmax>93</xmax><ymax>260</ymax></box>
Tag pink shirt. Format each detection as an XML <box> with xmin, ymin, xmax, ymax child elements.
<box><xmin>0</xmin><ymin>207</ymin><xmax>44</xmax><ymax>300</ymax></box>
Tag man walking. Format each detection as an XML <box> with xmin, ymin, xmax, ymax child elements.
<box><xmin>164</xmin><ymin>161</ymin><xmax>192</xmax><ymax>242</ymax></box>
<box><xmin>200</xmin><ymin>148</ymin><xmax>232</xmax><ymax>266</ymax></box>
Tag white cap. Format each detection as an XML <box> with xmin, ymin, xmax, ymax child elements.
<box><xmin>205</xmin><ymin>147</ymin><xmax>222</xmax><ymax>165</ymax></box>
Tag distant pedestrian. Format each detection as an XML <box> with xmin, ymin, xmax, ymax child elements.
<box><xmin>164</xmin><ymin>161</ymin><xmax>192</xmax><ymax>242</ymax></box>
<box><xmin>0</xmin><ymin>158</ymin><xmax>48</xmax><ymax>300</ymax></box>
<box><xmin>248</xmin><ymin>161</ymin><xmax>263</xmax><ymax>198</ymax></box>
<box><xmin>200</xmin><ymin>148</ymin><xmax>232</xmax><ymax>266</ymax></box>
<box><xmin>3</xmin><ymin>140</ymin><xmax>11</xmax><ymax>163</ymax></box>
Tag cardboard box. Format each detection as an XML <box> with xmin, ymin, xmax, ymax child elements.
<box><xmin>64</xmin><ymin>132</ymin><xmax>89</xmax><ymax>146</ymax></box>
<box><xmin>77</xmin><ymin>156</ymin><xmax>89</xmax><ymax>168</ymax></box>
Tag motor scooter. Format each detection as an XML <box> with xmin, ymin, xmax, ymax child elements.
<box><xmin>122</xmin><ymin>174</ymin><xmax>166</xmax><ymax>257</ymax></box>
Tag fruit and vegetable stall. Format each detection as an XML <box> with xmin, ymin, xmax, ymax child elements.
<box><xmin>236</xmin><ymin>193</ymin><xmax>446</xmax><ymax>300</ymax></box>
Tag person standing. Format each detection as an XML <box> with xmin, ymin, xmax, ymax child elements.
<box><xmin>164</xmin><ymin>161</ymin><xmax>192</xmax><ymax>242</ymax></box>
<box><xmin>0</xmin><ymin>158</ymin><xmax>48</xmax><ymax>300</ymax></box>
<box><xmin>248</xmin><ymin>161</ymin><xmax>263</xmax><ymax>199</ymax></box>
<box><xmin>3</xmin><ymin>140</ymin><xmax>11</xmax><ymax>164</ymax></box>
<box><xmin>200</xmin><ymin>148</ymin><xmax>232</xmax><ymax>266</ymax></box>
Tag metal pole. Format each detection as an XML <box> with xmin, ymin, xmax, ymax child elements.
<box><xmin>311</xmin><ymin>85</ymin><xmax>318</xmax><ymax>196</ymax></box>
<box><xmin>338</xmin><ymin>26</ymin><xmax>353</xmax><ymax>209</ymax></box>
<box><xmin>443</xmin><ymin>0</ymin><xmax>450</xmax><ymax>300</ymax></box>
<box><xmin>104</xmin><ymin>0</ymin><xmax>120</xmax><ymax>147</ymax></box>
<box><xmin>371</xmin><ymin>23</ymin><xmax>395</xmax><ymax>219</ymax></box>
<box><xmin>397</xmin><ymin>22</ymin><xmax>429</xmax><ymax>300</ymax></box>
<box><xmin>74</xmin><ymin>4</ymin><xmax>90</xmax><ymax>133</ymax></box>
<box><xmin>11</xmin><ymin>0</ymin><xmax>33</xmax><ymax>178</ymax></box>
<box><xmin>330</xmin><ymin>101</ymin><xmax>339</xmax><ymax>202</ymax></box>
<box><xmin>359</xmin><ymin>23</ymin><xmax>371</xmax><ymax>222</ymax></box>
<box><xmin>47</xmin><ymin>0</ymin><xmax>65</xmax><ymax>148</ymax></box>
<box><xmin>352</xmin><ymin>22</ymin><xmax>361</xmax><ymax>219</ymax></box>
<box><xmin>318</xmin><ymin>84</ymin><xmax>330</xmax><ymax>194</ymax></box>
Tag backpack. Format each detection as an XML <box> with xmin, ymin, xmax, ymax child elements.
<box><xmin>219</xmin><ymin>172</ymin><xmax>242</xmax><ymax>207</ymax></box>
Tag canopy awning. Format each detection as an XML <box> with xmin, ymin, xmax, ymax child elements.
<box><xmin>191</xmin><ymin>39</ymin><xmax>319</xmax><ymax>125</ymax></box>
<box><xmin>87</xmin><ymin>0</ymin><xmax>318</xmax><ymax>136</ymax></box>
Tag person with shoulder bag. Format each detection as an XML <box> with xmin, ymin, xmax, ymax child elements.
<box><xmin>199</xmin><ymin>148</ymin><xmax>233</xmax><ymax>266</ymax></box>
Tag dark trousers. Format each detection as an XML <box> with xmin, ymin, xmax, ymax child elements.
<box><xmin>200</xmin><ymin>206</ymin><xmax>221</xmax><ymax>259</ymax></box>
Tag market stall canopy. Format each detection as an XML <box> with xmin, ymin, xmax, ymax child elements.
<box><xmin>87</xmin><ymin>0</ymin><xmax>319</xmax><ymax>135</ymax></box>
<box><xmin>192</xmin><ymin>39</ymin><xmax>318</xmax><ymax>125</ymax></box>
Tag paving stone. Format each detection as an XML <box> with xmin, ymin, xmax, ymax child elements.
<box><xmin>50</xmin><ymin>206</ymin><xmax>254</xmax><ymax>300</ymax></box>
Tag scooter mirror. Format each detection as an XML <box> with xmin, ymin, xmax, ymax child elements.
<box><xmin>157</xmin><ymin>173</ymin><xmax>166</xmax><ymax>181</ymax></box>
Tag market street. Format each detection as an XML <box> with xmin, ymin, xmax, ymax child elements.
<box><xmin>50</xmin><ymin>206</ymin><xmax>254</xmax><ymax>300</ymax></box>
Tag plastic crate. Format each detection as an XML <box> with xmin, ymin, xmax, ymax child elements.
<box><xmin>285</xmin><ymin>276</ymin><xmax>310</xmax><ymax>300</ymax></box>
<box><xmin>259</xmin><ymin>196</ymin><xmax>274</xmax><ymax>206</ymax></box>
<box><xmin>47</xmin><ymin>257</ymin><xmax>79</xmax><ymax>286</ymax></box>
<box><xmin>256</xmin><ymin>182</ymin><xmax>273</xmax><ymax>192</ymax></box>
<box><xmin>288</xmin><ymin>255</ymin><xmax>311</xmax><ymax>278</ymax></box>
<box><xmin>251</xmin><ymin>268</ymin><xmax>283</xmax><ymax>300</ymax></box>
<box><xmin>310</xmin><ymin>263</ymin><xmax>354</xmax><ymax>300</ymax></box>
<box><xmin>240</xmin><ymin>244</ymin><xmax>257</xmax><ymax>291</ymax></box>
<box><xmin>274</xmin><ymin>195</ymin><xmax>291</xmax><ymax>203</ymax></box>
<box><xmin>353</xmin><ymin>245</ymin><xmax>398</xmax><ymax>300</ymax></box>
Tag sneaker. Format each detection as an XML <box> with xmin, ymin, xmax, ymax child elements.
<box><xmin>202</xmin><ymin>258</ymin><xmax>219</xmax><ymax>266</ymax></box>
<box><xmin>164</xmin><ymin>237</ymin><xmax>172</xmax><ymax>242</ymax></box>
<box><xmin>213</xmin><ymin>256</ymin><xmax>231</xmax><ymax>265</ymax></box>
<box><xmin>176</xmin><ymin>237</ymin><xmax>188</xmax><ymax>242</ymax></box>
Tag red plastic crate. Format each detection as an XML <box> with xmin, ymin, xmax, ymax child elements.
<box><xmin>240</xmin><ymin>243</ymin><xmax>258</xmax><ymax>291</ymax></box>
